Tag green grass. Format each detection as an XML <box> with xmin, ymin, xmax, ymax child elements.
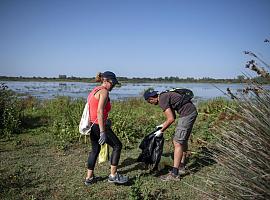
<box><xmin>0</xmin><ymin>97</ymin><xmax>234</xmax><ymax>199</ymax></box>
<box><xmin>0</xmin><ymin>128</ymin><xmax>215</xmax><ymax>200</ymax></box>
<box><xmin>0</xmin><ymin>128</ymin><xmax>219</xmax><ymax>199</ymax></box>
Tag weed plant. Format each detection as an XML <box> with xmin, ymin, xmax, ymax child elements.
<box><xmin>129</xmin><ymin>175</ymin><xmax>143</xmax><ymax>200</ymax></box>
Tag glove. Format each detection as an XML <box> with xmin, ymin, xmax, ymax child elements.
<box><xmin>154</xmin><ymin>130</ymin><xmax>163</xmax><ymax>137</ymax></box>
<box><xmin>156</xmin><ymin>124</ymin><xmax>163</xmax><ymax>129</ymax></box>
<box><xmin>98</xmin><ymin>132</ymin><xmax>107</xmax><ymax>145</ymax></box>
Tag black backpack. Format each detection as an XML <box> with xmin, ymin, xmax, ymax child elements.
<box><xmin>160</xmin><ymin>88</ymin><xmax>194</xmax><ymax>106</ymax></box>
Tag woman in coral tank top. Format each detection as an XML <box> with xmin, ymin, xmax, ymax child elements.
<box><xmin>85</xmin><ymin>71</ymin><xmax>128</xmax><ymax>185</ymax></box>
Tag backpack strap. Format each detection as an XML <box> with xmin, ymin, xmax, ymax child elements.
<box><xmin>160</xmin><ymin>88</ymin><xmax>193</xmax><ymax>98</ymax></box>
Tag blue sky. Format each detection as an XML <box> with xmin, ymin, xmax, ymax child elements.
<box><xmin>0</xmin><ymin>0</ymin><xmax>269</xmax><ymax>78</ymax></box>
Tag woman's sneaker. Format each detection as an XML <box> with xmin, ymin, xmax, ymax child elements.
<box><xmin>108</xmin><ymin>173</ymin><xmax>128</xmax><ymax>184</ymax></box>
<box><xmin>84</xmin><ymin>175</ymin><xmax>101</xmax><ymax>186</ymax></box>
<box><xmin>84</xmin><ymin>177</ymin><xmax>95</xmax><ymax>186</ymax></box>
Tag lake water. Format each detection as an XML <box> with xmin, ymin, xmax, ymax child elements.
<box><xmin>3</xmin><ymin>81</ymin><xmax>269</xmax><ymax>101</ymax></box>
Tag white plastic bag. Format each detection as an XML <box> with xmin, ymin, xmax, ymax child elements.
<box><xmin>79</xmin><ymin>102</ymin><xmax>92</xmax><ymax>135</ymax></box>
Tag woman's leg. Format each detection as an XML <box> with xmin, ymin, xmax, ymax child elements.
<box><xmin>105</xmin><ymin>128</ymin><xmax>122</xmax><ymax>176</ymax></box>
<box><xmin>104</xmin><ymin>127</ymin><xmax>128</xmax><ymax>184</ymax></box>
<box><xmin>86</xmin><ymin>124</ymin><xmax>101</xmax><ymax>179</ymax></box>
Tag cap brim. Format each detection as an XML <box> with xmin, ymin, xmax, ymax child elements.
<box><xmin>112</xmin><ymin>79</ymin><xmax>119</xmax><ymax>85</ymax></box>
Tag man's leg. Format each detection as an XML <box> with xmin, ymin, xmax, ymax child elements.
<box><xmin>181</xmin><ymin>152</ymin><xmax>186</xmax><ymax>165</ymax></box>
<box><xmin>173</xmin><ymin>140</ymin><xmax>184</xmax><ymax>169</ymax></box>
<box><xmin>178</xmin><ymin>142</ymin><xmax>188</xmax><ymax>175</ymax></box>
<box><xmin>173</xmin><ymin>111</ymin><xmax>197</xmax><ymax>174</ymax></box>
<box><xmin>160</xmin><ymin>139</ymin><xmax>183</xmax><ymax>181</ymax></box>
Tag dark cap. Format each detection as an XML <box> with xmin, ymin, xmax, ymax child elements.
<box><xmin>143</xmin><ymin>89</ymin><xmax>158</xmax><ymax>100</ymax></box>
<box><xmin>102</xmin><ymin>71</ymin><xmax>119</xmax><ymax>85</ymax></box>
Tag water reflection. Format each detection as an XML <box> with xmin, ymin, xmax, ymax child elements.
<box><xmin>3</xmin><ymin>81</ymin><xmax>270</xmax><ymax>101</ymax></box>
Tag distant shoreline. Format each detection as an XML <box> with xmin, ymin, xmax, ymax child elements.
<box><xmin>1</xmin><ymin>76</ymin><xmax>269</xmax><ymax>84</ymax></box>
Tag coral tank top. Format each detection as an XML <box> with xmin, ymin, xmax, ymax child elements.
<box><xmin>88</xmin><ymin>86</ymin><xmax>111</xmax><ymax>124</ymax></box>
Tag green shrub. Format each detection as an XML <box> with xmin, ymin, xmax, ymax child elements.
<box><xmin>110</xmin><ymin>98</ymin><xmax>175</xmax><ymax>145</ymax></box>
<box><xmin>0</xmin><ymin>83</ymin><xmax>22</xmax><ymax>137</ymax></box>
<box><xmin>43</xmin><ymin>96</ymin><xmax>85</xmax><ymax>149</ymax></box>
<box><xmin>38</xmin><ymin>96</ymin><xmax>228</xmax><ymax>148</ymax></box>
<box><xmin>193</xmin><ymin>97</ymin><xmax>237</xmax><ymax>142</ymax></box>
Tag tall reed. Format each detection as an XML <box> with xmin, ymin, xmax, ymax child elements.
<box><xmin>206</xmin><ymin>92</ymin><xmax>270</xmax><ymax>199</ymax></box>
<box><xmin>203</xmin><ymin>42</ymin><xmax>270</xmax><ymax>199</ymax></box>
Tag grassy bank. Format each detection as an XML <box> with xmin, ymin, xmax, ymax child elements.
<box><xmin>0</xmin><ymin>87</ymin><xmax>236</xmax><ymax>199</ymax></box>
<box><xmin>0</xmin><ymin>129</ymin><xmax>215</xmax><ymax>200</ymax></box>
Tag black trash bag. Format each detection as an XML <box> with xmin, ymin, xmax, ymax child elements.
<box><xmin>137</xmin><ymin>129</ymin><xmax>164</xmax><ymax>170</ymax></box>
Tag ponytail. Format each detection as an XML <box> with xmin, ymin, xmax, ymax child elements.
<box><xmin>95</xmin><ymin>72</ymin><xmax>103</xmax><ymax>82</ymax></box>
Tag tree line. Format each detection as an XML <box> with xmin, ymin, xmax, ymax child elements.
<box><xmin>0</xmin><ymin>75</ymin><xmax>269</xmax><ymax>84</ymax></box>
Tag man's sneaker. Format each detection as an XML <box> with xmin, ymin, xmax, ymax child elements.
<box><xmin>84</xmin><ymin>175</ymin><xmax>101</xmax><ymax>186</ymax></box>
<box><xmin>108</xmin><ymin>173</ymin><xmax>128</xmax><ymax>184</ymax></box>
<box><xmin>178</xmin><ymin>166</ymin><xmax>187</xmax><ymax>175</ymax></box>
<box><xmin>160</xmin><ymin>172</ymin><xmax>180</xmax><ymax>181</ymax></box>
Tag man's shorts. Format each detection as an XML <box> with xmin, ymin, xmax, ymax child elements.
<box><xmin>174</xmin><ymin>111</ymin><xmax>198</xmax><ymax>145</ymax></box>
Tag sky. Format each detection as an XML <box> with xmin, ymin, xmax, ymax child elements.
<box><xmin>0</xmin><ymin>0</ymin><xmax>270</xmax><ymax>79</ymax></box>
